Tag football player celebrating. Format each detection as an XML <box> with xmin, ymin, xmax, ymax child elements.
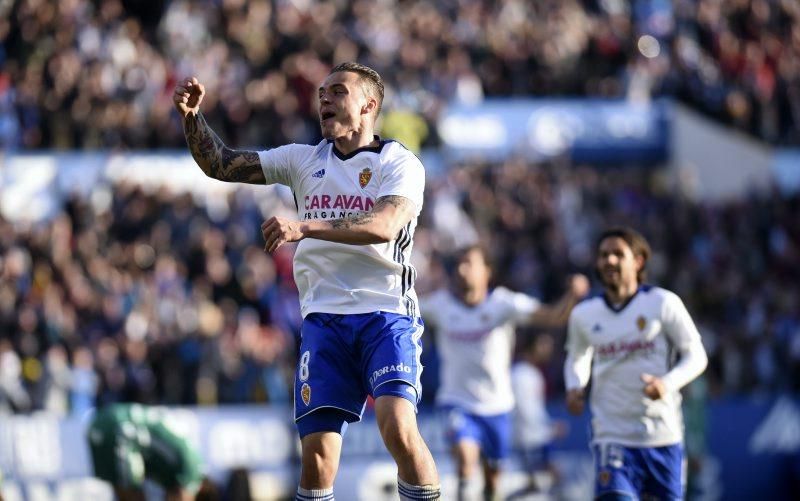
<box><xmin>565</xmin><ymin>227</ymin><xmax>707</xmax><ymax>500</ymax></box>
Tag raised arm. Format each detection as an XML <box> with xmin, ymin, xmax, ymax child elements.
<box><xmin>174</xmin><ymin>77</ymin><xmax>266</xmax><ymax>184</ymax></box>
<box><xmin>261</xmin><ymin>195</ymin><xmax>416</xmax><ymax>252</ymax></box>
<box><xmin>529</xmin><ymin>274</ymin><xmax>590</xmax><ymax>328</ymax></box>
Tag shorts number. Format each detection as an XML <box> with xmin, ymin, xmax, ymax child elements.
<box><xmin>299</xmin><ymin>351</ymin><xmax>310</xmax><ymax>382</ymax></box>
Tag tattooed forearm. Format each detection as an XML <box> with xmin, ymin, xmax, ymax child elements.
<box><xmin>183</xmin><ymin>113</ymin><xmax>266</xmax><ymax>184</ymax></box>
<box><xmin>327</xmin><ymin>195</ymin><xmax>414</xmax><ymax>239</ymax></box>
<box><xmin>330</xmin><ymin>212</ymin><xmax>376</xmax><ymax>230</ymax></box>
<box><xmin>183</xmin><ymin>112</ymin><xmax>223</xmax><ymax>177</ymax></box>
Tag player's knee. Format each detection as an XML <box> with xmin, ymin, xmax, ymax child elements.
<box><xmin>378</xmin><ymin>414</ymin><xmax>421</xmax><ymax>457</ymax></box>
<box><xmin>300</xmin><ymin>444</ymin><xmax>338</xmax><ymax>486</ymax></box>
<box><xmin>381</xmin><ymin>419</ymin><xmax>420</xmax><ymax>454</ymax></box>
<box><xmin>299</xmin><ymin>429</ymin><xmax>343</xmax><ymax>487</ymax></box>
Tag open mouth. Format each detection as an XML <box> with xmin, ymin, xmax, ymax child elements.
<box><xmin>320</xmin><ymin>111</ymin><xmax>336</xmax><ymax>121</ymax></box>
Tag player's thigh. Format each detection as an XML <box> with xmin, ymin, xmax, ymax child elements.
<box><xmin>593</xmin><ymin>443</ymin><xmax>642</xmax><ymax>500</ymax></box>
<box><xmin>295</xmin><ymin>313</ymin><xmax>366</xmax><ymax>423</ymax></box>
<box><xmin>641</xmin><ymin>444</ymin><xmax>685</xmax><ymax>501</ymax></box>
<box><xmin>454</xmin><ymin>440</ymin><xmax>481</xmax><ymax>476</ymax></box>
<box><xmin>361</xmin><ymin>313</ymin><xmax>424</xmax><ymax>405</ymax></box>
<box><xmin>478</xmin><ymin>411</ymin><xmax>513</xmax><ymax>465</ymax></box>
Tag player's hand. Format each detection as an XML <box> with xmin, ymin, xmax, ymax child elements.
<box><xmin>173</xmin><ymin>77</ymin><xmax>205</xmax><ymax>118</ymax></box>
<box><xmin>566</xmin><ymin>388</ymin><xmax>586</xmax><ymax>415</ymax></box>
<box><xmin>261</xmin><ymin>216</ymin><xmax>306</xmax><ymax>253</ymax></box>
<box><xmin>568</xmin><ymin>274</ymin><xmax>590</xmax><ymax>299</ymax></box>
<box><xmin>641</xmin><ymin>373</ymin><xmax>666</xmax><ymax>400</ymax></box>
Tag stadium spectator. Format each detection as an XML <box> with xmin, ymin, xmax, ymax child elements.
<box><xmin>2</xmin><ymin>0</ymin><xmax>798</xmax><ymax>150</ymax></box>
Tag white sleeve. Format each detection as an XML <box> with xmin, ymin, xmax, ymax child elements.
<box><xmin>508</xmin><ymin>291</ymin><xmax>541</xmax><ymax>325</ymax></box>
<box><xmin>377</xmin><ymin>148</ymin><xmax>425</xmax><ymax>212</ymax></box>
<box><xmin>564</xmin><ymin>310</ymin><xmax>593</xmax><ymax>391</ymax></box>
<box><xmin>258</xmin><ymin>144</ymin><xmax>310</xmax><ymax>186</ymax></box>
<box><xmin>660</xmin><ymin>292</ymin><xmax>708</xmax><ymax>392</ymax></box>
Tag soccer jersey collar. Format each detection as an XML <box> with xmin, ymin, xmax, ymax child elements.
<box><xmin>602</xmin><ymin>284</ymin><xmax>652</xmax><ymax>313</ymax></box>
<box><xmin>330</xmin><ymin>136</ymin><xmax>388</xmax><ymax>160</ymax></box>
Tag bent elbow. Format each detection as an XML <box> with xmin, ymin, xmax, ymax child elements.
<box><xmin>373</xmin><ymin>225</ymin><xmax>402</xmax><ymax>243</ymax></box>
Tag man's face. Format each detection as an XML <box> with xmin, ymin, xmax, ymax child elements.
<box><xmin>318</xmin><ymin>71</ymin><xmax>372</xmax><ymax>139</ymax></box>
<box><xmin>596</xmin><ymin>236</ymin><xmax>641</xmax><ymax>290</ymax></box>
<box><xmin>455</xmin><ymin>248</ymin><xmax>491</xmax><ymax>292</ymax></box>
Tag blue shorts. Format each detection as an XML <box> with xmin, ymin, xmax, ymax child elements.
<box><xmin>593</xmin><ymin>443</ymin><xmax>684</xmax><ymax>500</ymax></box>
<box><xmin>294</xmin><ymin>312</ymin><xmax>424</xmax><ymax>435</ymax></box>
<box><xmin>441</xmin><ymin>406</ymin><xmax>512</xmax><ymax>463</ymax></box>
<box><xmin>520</xmin><ymin>444</ymin><xmax>553</xmax><ymax>472</ymax></box>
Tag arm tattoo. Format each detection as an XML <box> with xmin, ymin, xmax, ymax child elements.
<box><xmin>330</xmin><ymin>211</ymin><xmax>376</xmax><ymax>230</ymax></box>
<box><xmin>329</xmin><ymin>195</ymin><xmax>412</xmax><ymax>230</ymax></box>
<box><xmin>183</xmin><ymin>113</ymin><xmax>265</xmax><ymax>184</ymax></box>
<box><xmin>373</xmin><ymin>195</ymin><xmax>408</xmax><ymax>211</ymax></box>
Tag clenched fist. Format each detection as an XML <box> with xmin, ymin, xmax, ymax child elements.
<box><xmin>173</xmin><ymin>77</ymin><xmax>205</xmax><ymax>118</ymax></box>
<box><xmin>568</xmin><ymin>274</ymin><xmax>591</xmax><ymax>299</ymax></box>
<box><xmin>262</xmin><ymin>216</ymin><xmax>307</xmax><ymax>253</ymax></box>
<box><xmin>566</xmin><ymin>388</ymin><xmax>586</xmax><ymax>415</ymax></box>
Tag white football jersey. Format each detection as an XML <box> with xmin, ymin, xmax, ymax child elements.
<box><xmin>511</xmin><ymin>361</ymin><xmax>552</xmax><ymax>448</ymax></box>
<box><xmin>258</xmin><ymin>138</ymin><xmax>425</xmax><ymax>318</ymax></box>
<box><xmin>422</xmin><ymin>287</ymin><xmax>540</xmax><ymax>415</ymax></box>
<box><xmin>564</xmin><ymin>286</ymin><xmax>707</xmax><ymax>447</ymax></box>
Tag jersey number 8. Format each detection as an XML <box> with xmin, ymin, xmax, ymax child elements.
<box><xmin>299</xmin><ymin>350</ymin><xmax>311</xmax><ymax>382</ymax></box>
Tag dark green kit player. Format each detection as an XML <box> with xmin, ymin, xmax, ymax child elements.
<box><xmin>87</xmin><ymin>404</ymin><xmax>203</xmax><ymax>501</ymax></box>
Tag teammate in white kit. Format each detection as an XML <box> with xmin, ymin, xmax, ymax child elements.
<box><xmin>564</xmin><ymin>227</ymin><xmax>708</xmax><ymax>500</ymax></box>
<box><xmin>174</xmin><ymin>62</ymin><xmax>440</xmax><ymax>501</ymax></box>
<box><xmin>423</xmin><ymin>245</ymin><xmax>588</xmax><ymax>501</ymax></box>
<box><xmin>508</xmin><ymin>333</ymin><xmax>565</xmax><ymax>499</ymax></box>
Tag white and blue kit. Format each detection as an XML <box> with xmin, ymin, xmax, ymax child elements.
<box><xmin>258</xmin><ymin>137</ymin><xmax>425</xmax><ymax>436</ymax></box>
<box><xmin>564</xmin><ymin>285</ymin><xmax>708</xmax><ymax>499</ymax></box>
<box><xmin>511</xmin><ymin>360</ymin><xmax>555</xmax><ymax>471</ymax></box>
<box><xmin>422</xmin><ymin>287</ymin><xmax>540</xmax><ymax>461</ymax></box>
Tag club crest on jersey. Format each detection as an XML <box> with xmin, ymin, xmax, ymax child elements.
<box><xmin>636</xmin><ymin>315</ymin><xmax>647</xmax><ymax>331</ymax></box>
<box><xmin>301</xmin><ymin>383</ymin><xmax>311</xmax><ymax>406</ymax></box>
<box><xmin>359</xmin><ymin>167</ymin><xmax>372</xmax><ymax>188</ymax></box>
<box><xmin>599</xmin><ymin>470</ymin><xmax>611</xmax><ymax>486</ymax></box>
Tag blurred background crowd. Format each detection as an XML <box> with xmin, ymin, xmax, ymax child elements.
<box><xmin>0</xmin><ymin>0</ymin><xmax>799</xmax><ymax>417</ymax></box>
<box><xmin>1</xmin><ymin>0</ymin><xmax>800</xmax><ymax>152</ymax></box>
<box><xmin>2</xmin><ymin>160</ymin><xmax>799</xmax><ymax>415</ymax></box>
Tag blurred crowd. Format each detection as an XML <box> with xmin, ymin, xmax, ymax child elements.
<box><xmin>0</xmin><ymin>183</ymin><xmax>300</xmax><ymax>415</ymax></box>
<box><xmin>2</xmin><ymin>160</ymin><xmax>799</xmax><ymax>416</ymax></box>
<box><xmin>1</xmin><ymin>0</ymin><xmax>799</xmax><ymax>151</ymax></box>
